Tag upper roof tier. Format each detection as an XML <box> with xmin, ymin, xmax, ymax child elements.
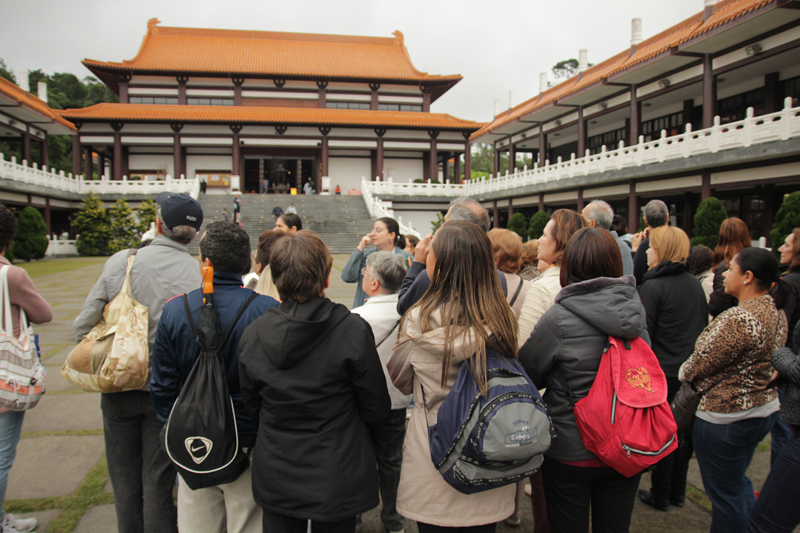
<box><xmin>0</xmin><ymin>77</ymin><xmax>76</xmax><ymax>134</ymax></box>
<box><xmin>84</xmin><ymin>19</ymin><xmax>463</xmax><ymax>96</ymax></box>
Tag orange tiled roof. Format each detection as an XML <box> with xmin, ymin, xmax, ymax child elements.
<box><xmin>472</xmin><ymin>0</ymin><xmax>774</xmax><ymax>140</ymax></box>
<box><xmin>56</xmin><ymin>103</ymin><xmax>483</xmax><ymax>130</ymax></box>
<box><xmin>0</xmin><ymin>76</ymin><xmax>77</xmax><ymax>132</ymax></box>
<box><xmin>83</xmin><ymin>19</ymin><xmax>463</xmax><ymax>85</ymax></box>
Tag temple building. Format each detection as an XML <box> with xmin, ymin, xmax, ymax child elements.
<box><xmin>58</xmin><ymin>19</ymin><xmax>481</xmax><ymax>195</ymax></box>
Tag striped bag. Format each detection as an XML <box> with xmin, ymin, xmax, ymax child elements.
<box><xmin>0</xmin><ymin>266</ymin><xmax>46</xmax><ymax>410</ymax></box>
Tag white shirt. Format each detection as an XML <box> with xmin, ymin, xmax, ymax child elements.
<box><xmin>351</xmin><ymin>293</ymin><xmax>413</xmax><ymax>409</ymax></box>
<box><xmin>285</xmin><ymin>206</ymin><xmax>297</xmax><ymax>214</ymax></box>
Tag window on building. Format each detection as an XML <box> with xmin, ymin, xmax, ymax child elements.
<box><xmin>781</xmin><ymin>75</ymin><xmax>800</xmax><ymax>107</ymax></box>
<box><xmin>717</xmin><ymin>88</ymin><xmax>764</xmax><ymax>124</ymax></box>
<box><xmin>378</xmin><ymin>103</ymin><xmax>422</xmax><ymax>112</ymax></box>
<box><xmin>187</xmin><ymin>98</ymin><xmax>234</xmax><ymax>106</ymax></box>
<box><xmin>641</xmin><ymin>111</ymin><xmax>684</xmax><ymax>142</ymax></box>
<box><xmin>129</xmin><ymin>96</ymin><xmax>179</xmax><ymax>105</ymax></box>
<box><xmin>325</xmin><ymin>102</ymin><xmax>370</xmax><ymax>110</ymax></box>
<box><xmin>588</xmin><ymin>127</ymin><xmax>627</xmax><ymax>155</ymax></box>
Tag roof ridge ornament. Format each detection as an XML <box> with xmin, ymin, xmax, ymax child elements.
<box><xmin>393</xmin><ymin>31</ymin><xmax>404</xmax><ymax>45</ymax></box>
<box><xmin>147</xmin><ymin>18</ymin><xmax>161</xmax><ymax>35</ymax></box>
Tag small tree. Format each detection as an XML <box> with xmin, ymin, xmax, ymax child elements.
<box><xmin>11</xmin><ymin>207</ymin><xmax>48</xmax><ymax>261</ymax></box>
<box><xmin>431</xmin><ymin>212</ymin><xmax>446</xmax><ymax>234</ymax></box>
<box><xmin>109</xmin><ymin>198</ymin><xmax>139</xmax><ymax>254</ymax></box>
<box><xmin>771</xmin><ymin>191</ymin><xmax>800</xmax><ymax>255</ymax></box>
<box><xmin>136</xmin><ymin>196</ymin><xmax>159</xmax><ymax>235</ymax></box>
<box><xmin>507</xmin><ymin>212</ymin><xmax>528</xmax><ymax>241</ymax></box>
<box><xmin>529</xmin><ymin>211</ymin><xmax>550</xmax><ymax>240</ymax></box>
<box><xmin>74</xmin><ymin>192</ymin><xmax>111</xmax><ymax>256</ymax></box>
<box><xmin>692</xmin><ymin>197</ymin><xmax>728</xmax><ymax>248</ymax></box>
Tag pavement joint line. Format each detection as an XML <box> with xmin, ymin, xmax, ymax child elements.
<box><xmin>44</xmin><ymin>388</ymin><xmax>89</xmax><ymax>396</ymax></box>
<box><xmin>21</xmin><ymin>429</ymin><xmax>103</xmax><ymax>439</ymax></box>
<box><xmin>4</xmin><ymin>455</ymin><xmax>113</xmax><ymax>533</ymax></box>
<box><xmin>41</xmin><ymin>344</ymin><xmax>69</xmax><ymax>361</ymax></box>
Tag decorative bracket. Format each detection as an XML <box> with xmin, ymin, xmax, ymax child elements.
<box><xmin>176</xmin><ymin>75</ymin><xmax>189</xmax><ymax>85</ymax></box>
<box><xmin>273</xmin><ymin>79</ymin><xmax>286</xmax><ymax>88</ymax></box>
<box><xmin>462</xmin><ymin>131</ymin><xmax>471</xmax><ymax>140</ymax></box>
<box><xmin>369</xmin><ymin>82</ymin><xmax>381</xmax><ymax>92</ymax></box>
<box><xmin>419</xmin><ymin>83</ymin><xmax>434</xmax><ymax>94</ymax></box>
<box><xmin>110</xmin><ymin>122</ymin><xmax>124</xmax><ymax>132</ymax></box>
<box><xmin>74</xmin><ymin>121</ymin><xmax>83</xmax><ymax>130</ymax></box>
<box><xmin>374</xmin><ymin>128</ymin><xmax>386</xmax><ymax>138</ymax></box>
<box><xmin>318</xmin><ymin>126</ymin><xmax>331</xmax><ymax>136</ymax></box>
<box><xmin>316</xmin><ymin>80</ymin><xmax>329</xmax><ymax>90</ymax></box>
<box><xmin>231</xmin><ymin>77</ymin><xmax>244</xmax><ymax>87</ymax></box>
<box><xmin>116</xmin><ymin>73</ymin><xmax>132</xmax><ymax>84</ymax></box>
<box><xmin>230</xmin><ymin>124</ymin><xmax>243</xmax><ymax>134</ymax></box>
<box><xmin>275</xmin><ymin>125</ymin><xmax>288</xmax><ymax>135</ymax></box>
<box><xmin>170</xmin><ymin>123</ymin><xmax>183</xmax><ymax>133</ymax></box>
<box><xmin>428</xmin><ymin>130</ymin><xmax>440</xmax><ymax>139</ymax></box>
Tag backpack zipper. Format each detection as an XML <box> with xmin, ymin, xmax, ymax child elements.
<box><xmin>621</xmin><ymin>434</ymin><xmax>676</xmax><ymax>458</ymax></box>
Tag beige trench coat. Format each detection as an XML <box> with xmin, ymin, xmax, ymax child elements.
<box><xmin>387</xmin><ymin>308</ymin><xmax>515</xmax><ymax>527</ymax></box>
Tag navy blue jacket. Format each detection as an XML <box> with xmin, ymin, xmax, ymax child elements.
<box><xmin>150</xmin><ymin>272</ymin><xmax>279</xmax><ymax>447</ymax></box>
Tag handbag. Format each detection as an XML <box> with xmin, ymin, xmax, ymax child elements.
<box><xmin>62</xmin><ymin>250</ymin><xmax>150</xmax><ymax>392</ymax></box>
<box><xmin>671</xmin><ymin>365</ymin><xmax>753</xmax><ymax>433</ymax></box>
<box><xmin>0</xmin><ymin>266</ymin><xmax>46</xmax><ymax>410</ymax></box>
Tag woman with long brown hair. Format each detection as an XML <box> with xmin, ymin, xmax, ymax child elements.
<box><xmin>709</xmin><ymin>217</ymin><xmax>751</xmax><ymax>317</ymax></box>
<box><xmin>388</xmin><ymin>220</ymin><xmax>518</xmax><ymax>533</ymax></box>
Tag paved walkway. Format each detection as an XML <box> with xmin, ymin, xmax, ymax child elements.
<box><xmin>4</xmin><ymin>255</ymin><xmax>786</xmax><ymax>532</ymax></box>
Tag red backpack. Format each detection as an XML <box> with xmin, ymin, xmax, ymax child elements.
<box><xmin>556</xmin><ymin>336</ymin><xmax>678</xmax><ymax>477</ymax></box>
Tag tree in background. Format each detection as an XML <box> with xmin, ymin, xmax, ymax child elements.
<box><xmin>770</xmin><ymin>191</ymin><xmax>800</xmax><ymax>255</ymax></box>
<box><xmin>507</xmin><ymin>212</ymin><xmax>528</xmax><ymax>241</ymax></box>
<box><xmin>136</xmin><ymin>197</ymin><xmax>159</xmax><ymax>235</ymax></box>
<box><xmin>550</xmin><ymin>58</ymin><xmax>594</xmax><ymax>86</ymax></box>
<box><xmin>74</xmin><ymin>192</ymin><xmax>111</xmax><ymax>256</ymax></box>
<box><xmin>11</xmin><ymin>207</ymin><xmax>48</xmax><ymax>261</ymax></box>
<box><xmin>109</xmin><ymin>198</ymin><xmax>140</xmax><ymax>254</ymax></box>
<box><xmin>0</xmin><ymin>59</ymin><xmax>15</xmax><ymax>83</ymax></box>
<box><xmin>431</xmin><ymin>212</ymin><xmax>446</xmax><ymax>234</ymax></box>
<box><xmin>692</xmin><ymin>197</ymin><xmax>728</xmax><ymax>248</ymax></box>
<box><xmin>529</xmin><ymin>211</ymin><xmax>550</xmax><ymax>240</ymax></box>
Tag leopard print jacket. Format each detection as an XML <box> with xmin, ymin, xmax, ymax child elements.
<box><xmin>682</xmin><ymin>294</ymin><xmax>787</xmax><ymax>414</ymax></box>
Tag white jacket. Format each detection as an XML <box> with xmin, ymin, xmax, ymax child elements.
<box><xmin>351</xmin><ymin>293</ymin><xmax>412</xmax><ymax>409</ymax></box>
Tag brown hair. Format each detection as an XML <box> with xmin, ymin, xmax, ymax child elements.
<box><xmin>404</xmin><ymin>221</ymin><xmax>518</xmax><ymax>395</ymax></box>
<box><xmin>786</xmin><ymin>228</ymin><xmax>800</xmax><ymax>273</ymax></box>
<box><xmin>405</xmin><ymin>234</ymin><xmax>420</xmax><ymax>248</ymax></box>
<box><xmin>649</xmin><ymin>226</ymin><xmax>691</xmax><ymax>266</ymax></box>
<box><xmin>256</xmin><ymin>229</ymin><xmax>288</xmax><ymax>268</ymax></box>
<box><xmin>488</xmin><ymin>228</ymin><xmax>524</xmax><ymax>274</ymax></box>
<box><xmin>548</xmin><ymin>209</ymin><xmax>589</xmax><ymax>265</ymax></box>
<box><xmin>270</xmin><ymin>230</ymin><xmax>333</xmax><ymax>303</ymax></box>
<box><xmin>520</xmin><ymin>240</ymin><xmax>539</xmax><ymax>268</ymax></box>
<box><xmin>560</xmin><ymin>228</ymin><xmax>624</xmax><ymax>287</ymax></box>
<box><xmin>713</xmin><ymin>217</ymin><xmax>750</xmax><ymax>266</ymax></box>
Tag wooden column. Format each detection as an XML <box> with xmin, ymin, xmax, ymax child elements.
<box><xmin>453</xmin><ymin>152</ymin><xmax>461</xmax><ymax>184</ymax></box>
<box><xmin>493</xmin><ymin>145</ymin><xmax>500</xmax><ymax>176</ymax></box>
<box><xmin>428</xmin><ymin>130</ymin><xmax>439</xmax><ymax>182</ymax></box>
<box><xmin>172</xmin><ymin>124</ymin><xmax>183</xmax><ymax>178</ymax></box>
<box><xmin>701</xmin><ymin>170</ymin><xmax>712</xmax><ymax>200</ymax></box>
<box><xmin>112</xmin><ymin>122</ymin><xmax>123</xmax><ymax>180</ymax></box>
<box><xmin>41</xmin><ymin>134</ymin><xmax>49</xmax><ymax>168</ymax></box>
<box><xmin>493</xmin><ymin>201</ymin><xmax>500</xmax><ymax>229</ymax></box>
<box><xmin>370</xmin><ymin>83</ymin><xmax>380</xmax><ymax>110</ymax></box>
<box><xmin>538</xmin><ymin>195</ymin><xmax>545</xmax><ymax>212</ymax></box>
<box><xmin>98</xmin><ymin>154</ymin><xmax>106</xmax><ymax>179</ymax></box>
<box><xmin>508</xmin><ymin>143</ymin><xmax>516</xmax><ymax>173</ymax></box>
<box><xmin>22</xmin><ymin>131</ymin><xmax>31</xmax><ymax>164</ymax></box>
<box><xmin>44</xmin><ymin>198</ymin><xmax>51</xmax><ymax>235</ymax></box>
<box><xmin>508</xmin><ymin>198</ymin><xmax>514</xmax><ymax>218</ymax></box>
<box><xmin>72</xmin><ymin>137</ymin><xmax>81</xmax><ymax>177</ymax></box>
<box><xmin>317</xmin><ymin>81</ymin><xmax>328</xmax><ymax>108</ymax></box>
<box><xmin>441</xmin><ymin>151</ymin><xmax>449</xmax><ymax>182</ymax></box>
<box><xmin>421</xmin><ymin>86</ymin><xmax>432</xmax><ymax>113</ymax></box>
<box><xmin>84</xmin><ymin>146</ymin><xmax>92</xmax><ymax>180</ymax></box>
<box><xmin>763</xmin><ymin>72</ymin><xmax>780</xmax><ymax>114</ymax></box>
<box><xmin>319</xmin><ymin>127</ymin><xmax>330</xmax><ymax>178</ymax></box>
<box><xmin>118</xmin><ymin>74</ymin><xmax>131</xmax><ymax>103</ymax></box>
<box><xmin>538</xmin><ymin>124</ymin><xmax>547</xmax><ymax>166</ymax></box>
<box><xmin>627</xmin><ymin>182</ymin><xmax>639</xmax><ymax>236</ymax></box>
<box><xmin>231</xmin><ymin>126</ymin><xmax>242</xmax><ymax>177</ymax></box>
<box><xmin>177</xmin><ymin>76</ymin><xmax>188</xmax><ymax>105</ymax></box>
<box><xmin>629</xmin><ymin>85</ymin><xmax>640</xmax><ymax>145</ymax></box>
<box><xmin>375</xmin><ymin>129</ymin><xmax>385</xmax><ymax>180</ymax></box>
<box><xmin>577</xmin><ymin>106</ymin><xmax>586</xmax><ymax>156</ymax></box>
<box><xmin>232</xmin><ymin>77</ymin><xmax>244</xmax><ymax>106</ymax></box>
<box><xmin>702</xmin><ymin>54</ymin><xmax>717</xmax><ymax>129</ymax></box>
<box><xmin>577</xmin><ymin>188</ymin><xmax>584</xmax><ymax>211</ymax></box>
<box><xmin>463</xmin><ymin>138</ymin><xmax>472</xmax><ymax>182</ymax></box>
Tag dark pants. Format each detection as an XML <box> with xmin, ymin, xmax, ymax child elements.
<box><xmin>693</xmin><ymin>414</ymin><xmax>777</xmax><ymax>533</ymax></box>
<box><xmin>649</xmin><ymin>377</ymin><xmax>690</xmax><ymax>504</ymax></box>
<box><xmin>368</xmin><ymin>408</ymin><xmax>407</xmax><ymax>532</ymax></box>
<box><xmin>541</xmin><ymin>457</ymin><xmax>641</xmax><ymax>533</ymax></box>
<box><xmin>417</xmin><ymin>522</ymin><xmax>497</xmax><ymax>533</ymax></box>
<box><xmin>529</xmin><ymin>470</ymin><xmax>550</xmax><ymax>533</ymax></box>
<box><xmin>101</xmin><ymin>391</ymin><xmax>178</xmax><ymax>533</ymax></box>
<box><xmin>262</xmin><ymin>511</ymin><xmax>355</xmax><ymax>533</ymax></box>
<box><xmin>770</xmin><ymin>389</ymin><xmax>792</xmax><ymax>465</ymax></box>
<box><xmin>748</xmin><ymin>428</ymin><xmax>800</xmax><ymax>533</ymax></box>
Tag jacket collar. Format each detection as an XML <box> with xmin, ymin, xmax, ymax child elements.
<box><xmin>212</xmin><ymin>271</ymin><xmax>244</xmax><ymax>287</ymax></box>
<box><xmin>542</xmin><ymin>265</ymin><xmax>560</xmax><ymax>278</ymax></box>
<box><xmin>364</xmin><ymin>293</ymin><xmax>399</xmax><ymax>305</ymax></box>
<box><xmin>643</xmin><ymin>260</ymin><xmax>688</xmax><ymax>282</ymax></box>
<box><xmin>555</xmin><ymin>275</ymin><xmax>636</xmax><ymax>303</ymax></box>
<box><xmin>150</xmin><ymin>235</ymin><xmax>191</xmax><ymax>253</ymax></box>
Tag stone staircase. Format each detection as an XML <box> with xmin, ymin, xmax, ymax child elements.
<box><xmin>192</xmin><ymin>193</ymin><xmax>375</xmax><ymax>255</ymax></box>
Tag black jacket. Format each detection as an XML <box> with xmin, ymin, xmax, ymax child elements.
<box><xmin>780</xmin><ymin>271</ymin><xmax>800</xmax><ymax>348</ymax></box>
<box><xmin>633</xmin><ymin>237</ymin><xmax>650</xmax><ymax>286</ymax></box>
<box><xmin>772</xmin><ymin>320</ymin><xmax>800</xmax><ymax>426</ymax></box>
<box><xmin>709</xmin><ymin>260</ymin><xmax>738</xmax><ymax>318</ymax></box>
<box><xmin>238</xmin><ymin>297</ymin><xmax>391</xmax><ymax>521</ymax></box>
<box><xmin>519</xmin><ymin>276</ymin><xmax>650</xmax><ymax>462</ymax></box>
<box><xmin>639</xmin><ymin>261</ymin><xmax>708</xmax><ymax>378</ymax></box>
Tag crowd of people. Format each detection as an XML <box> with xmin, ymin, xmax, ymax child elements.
<box><xmin>0</xmin><ymin>190</ymin><xmax>798</xmax><ymax>533</ymax></box>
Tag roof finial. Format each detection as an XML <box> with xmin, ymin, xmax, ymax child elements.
<box><xmin>392</xmin><ymin>30</ymin><xmax>404</xmax><ymax>45</ymax></box>
<box><xmin>147</xmin><ymin>18</ymin><xmax>161</xmax><ymax>34</ymax></box>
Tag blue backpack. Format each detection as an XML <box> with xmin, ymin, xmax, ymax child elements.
<box><xmin>425</xmin><ymin>346</ymin><xmax>552</xmax><ymax>495</ymax></box>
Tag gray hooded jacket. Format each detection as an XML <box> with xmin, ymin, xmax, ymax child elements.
<box><xmin>519</xmin><ymin>276</ymin><xmax>650</xmax><ymax>462</ymax></box>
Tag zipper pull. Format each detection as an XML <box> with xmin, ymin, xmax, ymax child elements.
<box><xmin>627</xmin><ymin>449</ymin><xmax>631</xmax><ymax>458</ymax></box>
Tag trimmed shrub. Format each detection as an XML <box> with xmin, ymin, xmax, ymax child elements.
<box><xmin>74</xmin><ymin>192</ymin><xmax>111</xmax><ymax>256</ymax></box>
<box><xmin>431</xmin><ymin>212</ymin><xmax>445</xmax><ymax>233</ymax></box>
<box><xmin>109</xmin><ymin>198</ymin><xmax>140</xmax><ymax>254</ymax></box>
<box><xmin>507</xmin><ymin>212</ymin><xmax>528</xmax><ymax>240</ymax></box>
<box><xmin>528</xmin><ymin>211</ymin><xmax>550</xmax><ymax>240</ymax></box>
<box><xmin>771</xmin><ymin>191</ymin><xmax>800</xmax><ymax>255</ymax></box>
<box><xmin>136</xmin><ymin>196</ymin><xmax>159</xmax><ymax>235</ymax></box>
<box><xmin>11</xmin><ymin>207</ymin><xmax>48</xmax><ymax>261</ymax></box>
<box><xmin>691</xmin><ymin>197</ymin><xmax>728</xmax><ymax>248</ymax></box>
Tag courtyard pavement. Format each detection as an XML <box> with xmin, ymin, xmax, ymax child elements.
<box><xmin>4</xmin><ymin>255</ymin><xmax>788</xmax><ymax>532</ymax></box>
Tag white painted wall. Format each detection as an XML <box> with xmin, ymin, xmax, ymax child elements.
<box><xmin>186</xmin><ymin>155</ymin><xmax>233</xmax><ymax>179</ymax></box>
<box><xmin>128</xmin><ymin>155</ymin><xmax>173</xmax><ymax>177</ymax></box>
<box><xmin>392</xmin><ymin>209</ymin><xmax>442</xmax><ymax>236</ymax></box>
<box><xmin>384</xmin><ymin>158</ymin><xmax>423</xmax><ymax>182</ymax></box>
<box><xmin>328</xmin><ymin>157</ymin><xmax>371</xmax><ymax>193</ymax></box>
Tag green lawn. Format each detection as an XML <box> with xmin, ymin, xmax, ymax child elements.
<box><xmin>14</xmin><ymin>257</ymin><xmax>107</xmax><ymax>278</ymax></box>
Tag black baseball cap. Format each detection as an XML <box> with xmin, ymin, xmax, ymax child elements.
<box><xmin>155</xmin><ymin>192</ymin><xmax>203</xmax><ymax>231</ymax></box>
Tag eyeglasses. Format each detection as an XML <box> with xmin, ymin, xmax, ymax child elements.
<box><xmin>361</xmin><ymin>268</ymin><xmax>371</xmax><ymax>278</ymax></box>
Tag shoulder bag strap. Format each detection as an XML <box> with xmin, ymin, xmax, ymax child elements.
<box><xmin>120</xmin><ymin>249</ymin><xmax>138</xmax><ymax>298</ymax></box>
<box><xmin>0</xmin><ymin>266</ymin><xmax>12</xmax><ymax>336</ymax></box>
<box><xmin>508</xmin><ymin>278</ymin><xmax>524</xmax><ymax>308</ymax></box>
<box><xmin>376</xmin><ymin>320</ymin><xmax>401</xmax><ymax>349</ymax></box>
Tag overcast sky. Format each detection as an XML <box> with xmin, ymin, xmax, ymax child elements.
<box><xmin>1</xmin><ymin>0</ymin><xmax>703</xmax><ymax>123</ymax></box>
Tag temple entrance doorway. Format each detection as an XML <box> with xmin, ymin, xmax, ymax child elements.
<box><xmin>243</xmin><ymin>156</ymin><xmax>317</xmax><ymax>194</ymax></box>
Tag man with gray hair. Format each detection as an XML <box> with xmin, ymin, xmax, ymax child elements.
<box><xmin>396</xmin><ymin>197</ymin><xmax>507</xmax><ymax>315</ymax></box>
<box><xmin>582</xmin><ymin>200</ymin><xmax>634</xmax><ymax>276</ymax></box>
<box><xmin>351</xmin><ymin>252</ymin><xmax>412</xmax><ymax>533</ymax></box>
<box><xmin>631</xmin><ymin>199</ymin><xmax>670</xmax><ymax>285</ymax></box>
<box><xmin>74</xmin><ymin>192</ymin><xmax>203</xmax><ymax>533</ymax></box>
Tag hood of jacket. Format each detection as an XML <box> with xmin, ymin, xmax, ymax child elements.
<box><xmin>555</xmin><ymin>275</ymin><xmax>646</xmax><ymax>339</ymax></box>
<box><xmin>255</xmin><ymin>296</ymin><xmax>350</xmax><ymax>369</ymax></box>
<box><xmin>642</xmin><ymin>260</ymin><xmax>688</xmax><ymax>283</ymax></box>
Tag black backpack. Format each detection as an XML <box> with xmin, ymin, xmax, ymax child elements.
<box><xmin>163</xmin><ymin>292</ymin><xmax>257</xmax><ymax>490</ymax></box>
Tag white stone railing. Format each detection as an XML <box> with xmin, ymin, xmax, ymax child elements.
<box><xmin>45</xmin><ymin>237</ymin><xmax>77</xmax><ymax>256</ymax></box>
<box><xmin>363</xmin><ymin>97</ymin><xmax>800</xmax><ymax>198</ymax></box>
<box><xmin>0</xmin><ymin>154</ymin><xmax>201</xmax><ymax>199</ymax></box>
<box><xmin>361</xmin><ymin>180</ymin><xmax>421</xmax><ymax>238</ymax></box>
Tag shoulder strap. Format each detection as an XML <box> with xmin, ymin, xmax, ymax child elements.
<box><xmin>508</xmin><ymin>279</ymin><xmax>524</xmax><ymax>307</ymax></box>
<box><xmin>219</xmin><ymin>292</ymin><xmax>259</xmax><ymax>347</ymax></box>
<box><xmin>376</xmin><ymin>320</ymin><xmax>401</xmax><ymax>348</ymax></box>
<box><xmin>182</xmin><ymin>294</ymin><xmax>198</xmax><ymax>340</ymax></box>
<box><xmin>120</xmin><ymin>249</ymin><xmax>138</xmax><ymax>298</ymax></box>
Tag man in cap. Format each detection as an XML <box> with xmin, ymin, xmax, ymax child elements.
<box><xmin>74</xmin><ymin>192</ymin><xmax>204</xmax><ymax>533</ymax></box>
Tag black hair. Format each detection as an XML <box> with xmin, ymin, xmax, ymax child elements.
<box><xmin>199</xmin><ymin>221</ymin><xmax>252</xmax><ymax>275</ymax></box>
<box><xmin>0</xmin><ymin>204</ymin><xmax>16</xmax><ymax>253</ymax></box>
<box><xmin>735</xmin><ymin>247</ymin><xmax>791</xmax><ymax>310</ymax></box>
<box><xmin>377</xmin><ymin>217</ymin><xmax>401</xmax><ymax>247</ymax></box>
<box><xmin>279</xmin><ymin>213</ymin><xmax>303</xmax><ymax>231</ymax></box>
<box><xmin>690</xmin><ymin>245</ymin><xmax>714</xmax><ymax>276</ymax></box>
<box><xmin>610</xmin><ymin>214</ymin><xmax>628</xmax><ymax>235</ymax></box>
<box><xmin>396</xmin><ymin>234</ymin><xmax>407</xmax><ymax>250</ymax></box>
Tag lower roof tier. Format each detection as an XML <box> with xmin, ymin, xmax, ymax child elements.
<box><xmin>57</xmin><ymin>104</ymin><xmax>482</xmax><ymax>132</ymax></box>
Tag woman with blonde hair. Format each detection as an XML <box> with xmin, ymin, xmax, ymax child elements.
<box><xmin>637</xmin><ymin>226</ymin><xmax>708</xmax><ymax>511</ymax></box>
<box><xmin>709</xmin><ymin>218</ymin><xmax>751</xmax><ymax>317</ymax></box>
<box><xmin>388</xmin><ymin>220</ymin><xmax>519</xmax><ymax>533</ymax></box>
<box><xmin>488</xmin><ymin>229</ymin><xmax>529</xmax><ymax>318</ymax></box>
